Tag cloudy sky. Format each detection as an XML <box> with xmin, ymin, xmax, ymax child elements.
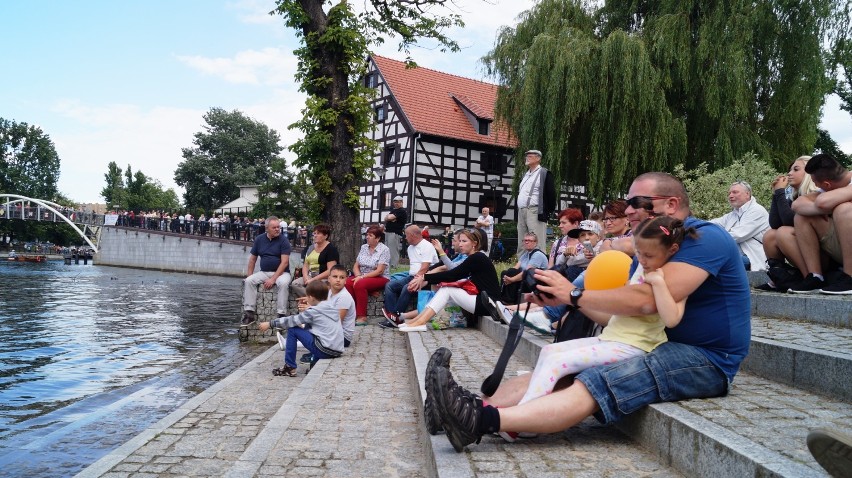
<box><xmin>2</xmin><ymin>0</ymin><xmax>849</xmax><ymax>204</ymax></box>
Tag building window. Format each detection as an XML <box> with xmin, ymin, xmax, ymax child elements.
<box><xmin>481</xmin><ymin>152</ymin><xmax>506</xmax><ymax>174</ymax></box>
<box><xmin>375</xmin><ymin>105</ymin><xmax>385</xmax><ymax>122</ymax></box>
<box><xmin>384</xmin><ymin>144</ymin><xmax>399</xmax><ymax>165</ymax></box>
<box><xmin>379</xmin><ymin>189</ymin><xmax>393</xmax><ymax>210</ymax></box>
<box><xmin>364</xmin><ymin>72</ymin><xmax>378</xmax><ymax>88</ymax></box>
<box><xmin>478</xmin><ymin>119</ymin><xmax>491</xmax><ymax>135</ymax></box>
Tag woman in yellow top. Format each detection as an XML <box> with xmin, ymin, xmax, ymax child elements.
<box><xmin>290</xmin><ymin>224</ymin><xmax>340</xmax><ymax>298</ymax></box>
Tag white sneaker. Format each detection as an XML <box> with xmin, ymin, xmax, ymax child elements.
<box><xmin>399</xmin><ymin>324</ymin><xmax>428</xmax><ymax>332</ymax></box>
<box><xmin>276</xmin><ymin>330</ymin><xmax>286</xmax><ymax>350</ymax></box>
<box><xmin>495</xmin><ymin>301</ymin><xmax>515</xmax><ymax>324</ymax></box>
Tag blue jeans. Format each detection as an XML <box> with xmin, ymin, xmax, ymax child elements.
<box><xmin>284</xmin><ymin>327</ymin><xmax>332</xmax><ymax>368</ymax></box>
<box><xmin>383</xmin><ymin>274</ymin><xmax>414</xmax><ymax>315</ymax></box>
<box><xmin>576</xmin><ymin>341</ymin><xmax>729</xmax><ymax>424</ymax></box>
<box><xmin>544</xmin><ymin>272</ymin><xmax>586</xmax><ymax>323</ymax></box>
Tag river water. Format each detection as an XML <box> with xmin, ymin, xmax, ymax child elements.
<box><xmin>0</xmin><ymin>260</ymin><xmax>267</xmax><ymax>477</ymax></box>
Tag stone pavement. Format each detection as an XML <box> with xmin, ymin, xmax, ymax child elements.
<box><xmin>77</xmin><ymin>322</ymin><xmax>430</xmax><ymax>477</ymax></box>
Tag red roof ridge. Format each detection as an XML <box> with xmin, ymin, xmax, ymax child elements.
<box><xmin>370</xmin><ymin>54</ymin><xmax>499</xmax><ymax>87</ymax></box>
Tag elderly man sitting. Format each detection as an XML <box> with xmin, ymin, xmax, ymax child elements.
<box><xmin>711</xmin><ymin>181</ymin><xmax>769</xmax><ymax>271</ymax></box>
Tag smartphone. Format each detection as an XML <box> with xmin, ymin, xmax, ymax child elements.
<box><xmin>583</xmin><ymin>241</ymin><xmax>594</xmax><ymax>254</ymax></box>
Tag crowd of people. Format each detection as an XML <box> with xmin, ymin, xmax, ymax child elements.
<box><xmin>234</xmin><ymin>154</ymin><xmax>849</xmax><ymax>469</ymax></box>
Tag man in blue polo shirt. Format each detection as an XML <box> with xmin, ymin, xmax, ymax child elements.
<box><xmin>242</xmin><ymin>216</ymin><xmax>292</xmax><ymax>326</ymax></box>
<box><xmin>428</xmin><ymin>172</ymin><xmax>752</xmax><ymax>452</ymax></box>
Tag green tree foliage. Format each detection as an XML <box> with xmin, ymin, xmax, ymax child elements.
<box><xmin>674</xmin><ymin>153</ymin><xmax>779</xmax><ymax>220</ymax></box>
<box><xmin>273</xmin><ymin>0</ymin><xmax>463</xmax><ymax>264</ymax></box>
<box><xmin>484</xmin><ymin>0</ymin><xmax>849</xmax><ymax>204</ymax></box>
<box><xmin>174</xmin><ymin>108</ymin><xmax>284</xmax><ymax>214</ymax></box>
<box><xmin>99</xmin><ymin>162</ymin><xmax>180</xmax><ymax>212</ymax></box>
<box><xmin>814</xmin><ymin>128</ymin><xmax>852</xmax><ymax>166</ymax></box>
<box><xmin>0</xmin><ymin>118</ymin><xmax>61</xmax><ymax>199</ymax></box>
<box><xmin>253</xmin><ymin>159</ymin><xmax>319</xmax><ymax>221</ymax></box>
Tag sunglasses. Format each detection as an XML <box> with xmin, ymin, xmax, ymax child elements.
<box><xmin>626</xmin><ymin>196</ymin><xmax>671</xmax><ymax>210</ymax></box>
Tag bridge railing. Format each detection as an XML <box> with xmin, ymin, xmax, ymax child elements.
<box><xmin>0</xmin><ymin>205</ymin><xmax>104</xmax><ymax>226</ymax></box>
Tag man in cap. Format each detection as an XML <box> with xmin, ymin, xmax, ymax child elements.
<box><xmin>515</xmin><ymin>150</ymin><xmax>556</xmax><ymax>253</ymax></box>
<box><xmin>384</xmin><ymin>195</ymin><xmax>408</xmax><ymax>268</ymax></box>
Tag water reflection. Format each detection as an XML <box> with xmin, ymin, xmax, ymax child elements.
<box><xmin>0</xmin><ymin>260</ymin><xmax>263</xmax><ymax>475</ymax></box>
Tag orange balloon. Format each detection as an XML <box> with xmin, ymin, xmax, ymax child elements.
<box><xmin>585</xmin><ymin>250</ymin><xmax>633</xmax><ymax>290</ymax></box>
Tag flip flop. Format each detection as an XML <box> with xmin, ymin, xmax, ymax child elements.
<box><xmin>355</xmin><ymin>320</ymin><xmax>369</xmax><ymax>326</ymax></box>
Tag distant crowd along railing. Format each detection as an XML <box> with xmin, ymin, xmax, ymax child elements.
<box><xmin>110</xmin><ymin>213</ymin><xmax>315</xmax><ymax>246</ymax></box>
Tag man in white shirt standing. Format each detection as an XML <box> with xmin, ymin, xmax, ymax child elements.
<box><xmin>475</xmin><ymin>207</ymin><xmax>495</xmax><ymax>254</ymax></box>
<box><xmin>711</xmin><ymin>181</ymin><xmax>769</xmax><ymax>271</ymax></box>
<box><xmin>515</xmin><ymin>150</ymin><xmax>556</xmax><ymax>253</ymax></box>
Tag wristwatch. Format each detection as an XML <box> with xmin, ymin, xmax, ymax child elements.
<box><xmin>569</xmin><ymin>288</ymin><xmax>584</xmax><ymax>309</ymax></box>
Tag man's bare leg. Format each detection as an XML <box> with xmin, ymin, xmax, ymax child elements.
<box><xmin>499</xmin><ymin>381</ymin><xmax>599</xmax><ymax>433</ymax></box>
<box><xmin>794</xmin><ymin>214</ymin><xmax>830</xmax><ymax>276</ymax></box>
<box><xmin>833</xmin><ymin>203</ymin><xmax>852</xmax><ymax>275</ymax></box>
<box><xmin>485</xmin><ymin>374</ymin><xmax>532</xmax><ymax>408</ymax></box>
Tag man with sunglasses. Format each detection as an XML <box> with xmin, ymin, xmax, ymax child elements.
<box><xmin>428</xmin><ymin>172</ymin><xmax>751</xmax><ymax>452</ymax></box>
<box><xmin>789</xmin><ymin>153</ymin><xmax>852</xmax><ymax>294</ymax></box>
<box><xmin>710</xmin><ymin>181</ymin><xmax>770</xmax><ymax>271</ymax></box>
<box><xmin>515</xmin><ymin>150</ymin><xmax>556</xmax><ymax>254</ymax></box>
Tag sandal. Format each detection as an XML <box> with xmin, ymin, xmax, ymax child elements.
<box><xmin>356</xmin><ymin>318</ymin><xmax>369</xmax><ymax>326</ymax></box>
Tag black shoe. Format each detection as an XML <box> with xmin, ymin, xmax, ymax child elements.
<box><xmin>424</xmin><ymin>348</ymin><xmax>452</xmax><ymax>435</ymax></box>
<box><xmin>241</xmin><ymin>310</ymin><xmax>256</xmax><ymax>326</ymax></box>
<box><xmin>807</xmin><ymin>427</ymin><xmax>852</xmax><ymax>477</ymax></box>
<box><xmin>788</xmin><ymin>273</ymin><xmax>825</xmax><ymax>294</ymax></box>
<box><xmin>378</xmin><ymin>318</ymin><xmax>399</xmax><ymax>329</ymax></box>
<box><xmin>820</xmin><ymin>272</ymin><xmax>852</xmax><ymax>295</ymax></box>
<box><xmin>767</xmin><ymin>266</ymin><xmax>802</xmax><ymax>291</ymax></box>
<box><xmin>753</xmin><ymin>283</ymin><xmax>777</xmax><ymax>292</ymax></box>
<box><xmin>478</xmin><ymin>292</ymin><xmax>506</xmax><ymax>324</ymax></box>
<box><xmin>300</xmin><ymin>353</ymin><xmax>314</xmax><ymax>364</ymax></box>
<box><xmin>434</xmin><ymin>367</ymin><xmax>484</xmax><ymax>452</ymax></box>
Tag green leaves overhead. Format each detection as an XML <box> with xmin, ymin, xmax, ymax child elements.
<box><xmin>485</xmin><ymin>0</ymin><xmax>848</xmax><ymax>204</ymax></box>
<box><xmin>0</xmin><ymin>118</ymin><xmax>61</xmax><ymax>200</ymax></box>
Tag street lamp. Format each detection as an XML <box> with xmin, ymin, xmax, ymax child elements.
<box><xmin>487</xmin><ymin>177</ymin><xmax>501</xmax><ymax>217</ymax></box>
<box><xmin>372</xmin><ymin>166</ymin><xmax>387</xmax><ymax>179</ymax></box>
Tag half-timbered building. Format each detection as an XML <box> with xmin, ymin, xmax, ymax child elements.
<box><xmin>360</xmin><ymin>55</ymin><xmax>518</xmax><ymax>230</ymax></box>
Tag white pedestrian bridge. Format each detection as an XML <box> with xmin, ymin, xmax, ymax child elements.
<box><xmin>0</xmin><ymin>194</ymin><xmax>101</xmax><ymax>252</ymax></box>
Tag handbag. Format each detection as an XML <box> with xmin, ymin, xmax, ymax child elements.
<box><xmin>417</xmin><ymin>290</ymin><xmax>436</xmax><ymax>313</ymax></box>
<box><xmin>438</xmin><ymin>279</ymin><xmax>479</xmax><ymax>295</ymax></box>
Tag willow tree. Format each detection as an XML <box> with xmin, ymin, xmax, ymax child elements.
<box><xmin>484</xmin><ymin>0</ymin><xmax>848</xmax><ymax>203</ymax></box>
<box><xmin>273</xmin><ymin>0</ymin><xmax>462</xmax><ymax>265</ymax></box>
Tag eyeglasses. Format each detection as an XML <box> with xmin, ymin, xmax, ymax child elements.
<box><xmin>602</xmin><ymin>216</ymin><xmax>622</xmax><ymax>222</ymax></box>
<box><xmin>626</xmin><ymin>196</ymin><xmax>671</xmax><ymax>210</ymax></box>
<box><xmin>732</xmin><ymin>180</ymin><xmax>752</xmax><ymax>194</ymax></box>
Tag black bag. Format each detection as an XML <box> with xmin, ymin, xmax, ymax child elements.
<box><xmin>554</xmin><ymin>308</ymin><xmax>600</xmax><ymax>343</ymax></box>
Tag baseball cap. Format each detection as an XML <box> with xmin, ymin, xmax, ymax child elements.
<box><xmin>568</xmin><ymin>220</ymin><xmax>602</xmax><ymax>238</ymax></box>
<box><xmin>393</xmin><ymin>195</ymin><xmax>403</xmax><ymax>201</ymax></box>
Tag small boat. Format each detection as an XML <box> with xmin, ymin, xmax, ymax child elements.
<box><xmin>7</xmin><ymin>252</ymin><xmax>46</xmax><ymax>262</ymax></box>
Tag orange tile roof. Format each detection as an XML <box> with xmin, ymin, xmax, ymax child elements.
<box><xmin>371</xmin><ymin>55</ymin><xmax>517</xmax><ymax>148</ymax></box>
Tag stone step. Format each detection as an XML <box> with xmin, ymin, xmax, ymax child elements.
<box><xmin>473</xmin><ymin>318</ymin><xmax>849</xmax><ymax>477</ymax></box>
<box><xmin>752</xmin><ymin>290</ymin><xmax>852</xmax><ymax>328</ymax></box>
<box><xmin>746</xmin><ymin>316</ymin><xmax>852</xmax><ymax>401</ymax></box>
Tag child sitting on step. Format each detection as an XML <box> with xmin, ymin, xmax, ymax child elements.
<box><xmin>258</xmin><ymin>280</ymin><xmax>344</xmax><ymax>377</ymax></box>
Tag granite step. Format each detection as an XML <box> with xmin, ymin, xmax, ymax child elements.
<box><xmin>473</xmin><ymin>317</ymin><xmax>850</xmax><ymax>477</ymax></box>
<box><xmin>746</xmin><ymin>315</ymin><xmax>852</xmax><ymax>401</ymax></box>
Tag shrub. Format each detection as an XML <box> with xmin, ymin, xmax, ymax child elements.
<box><xmin>673</xmin><ymin>152</ymin><xmax>779</xmax><ymax>220</ymax></box>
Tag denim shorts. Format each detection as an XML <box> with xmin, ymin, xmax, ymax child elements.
<box><xmin>576</xmin><ymin>341</ymin><xmax>729</xmax><ymax>424</ymax></box>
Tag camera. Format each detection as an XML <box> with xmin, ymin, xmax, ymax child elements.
<box><xmin>522</xmin><ymin>267</ymin><xmax>554</xmax><ymax>299</ymax></box>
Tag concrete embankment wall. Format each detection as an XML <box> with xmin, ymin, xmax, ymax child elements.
<box><xmin>95</xmin><ymin>226</ymin><xmax>254</xmax><ymax>277</ymax></box>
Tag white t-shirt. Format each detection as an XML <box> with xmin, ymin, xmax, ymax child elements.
<box><xmin>477</xmin><ymin>214</ymin><xmax>495</xmax><ymax>235</ymax></box>
<box><xmin>329</xmin><ymin>288</ymin><xmax>356</xmax><ymax>343</ymax></box>
<box><xmin>407</xmin><ymin>239</ymin><xmax>439</xmax><ymax>275</ymax></box>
